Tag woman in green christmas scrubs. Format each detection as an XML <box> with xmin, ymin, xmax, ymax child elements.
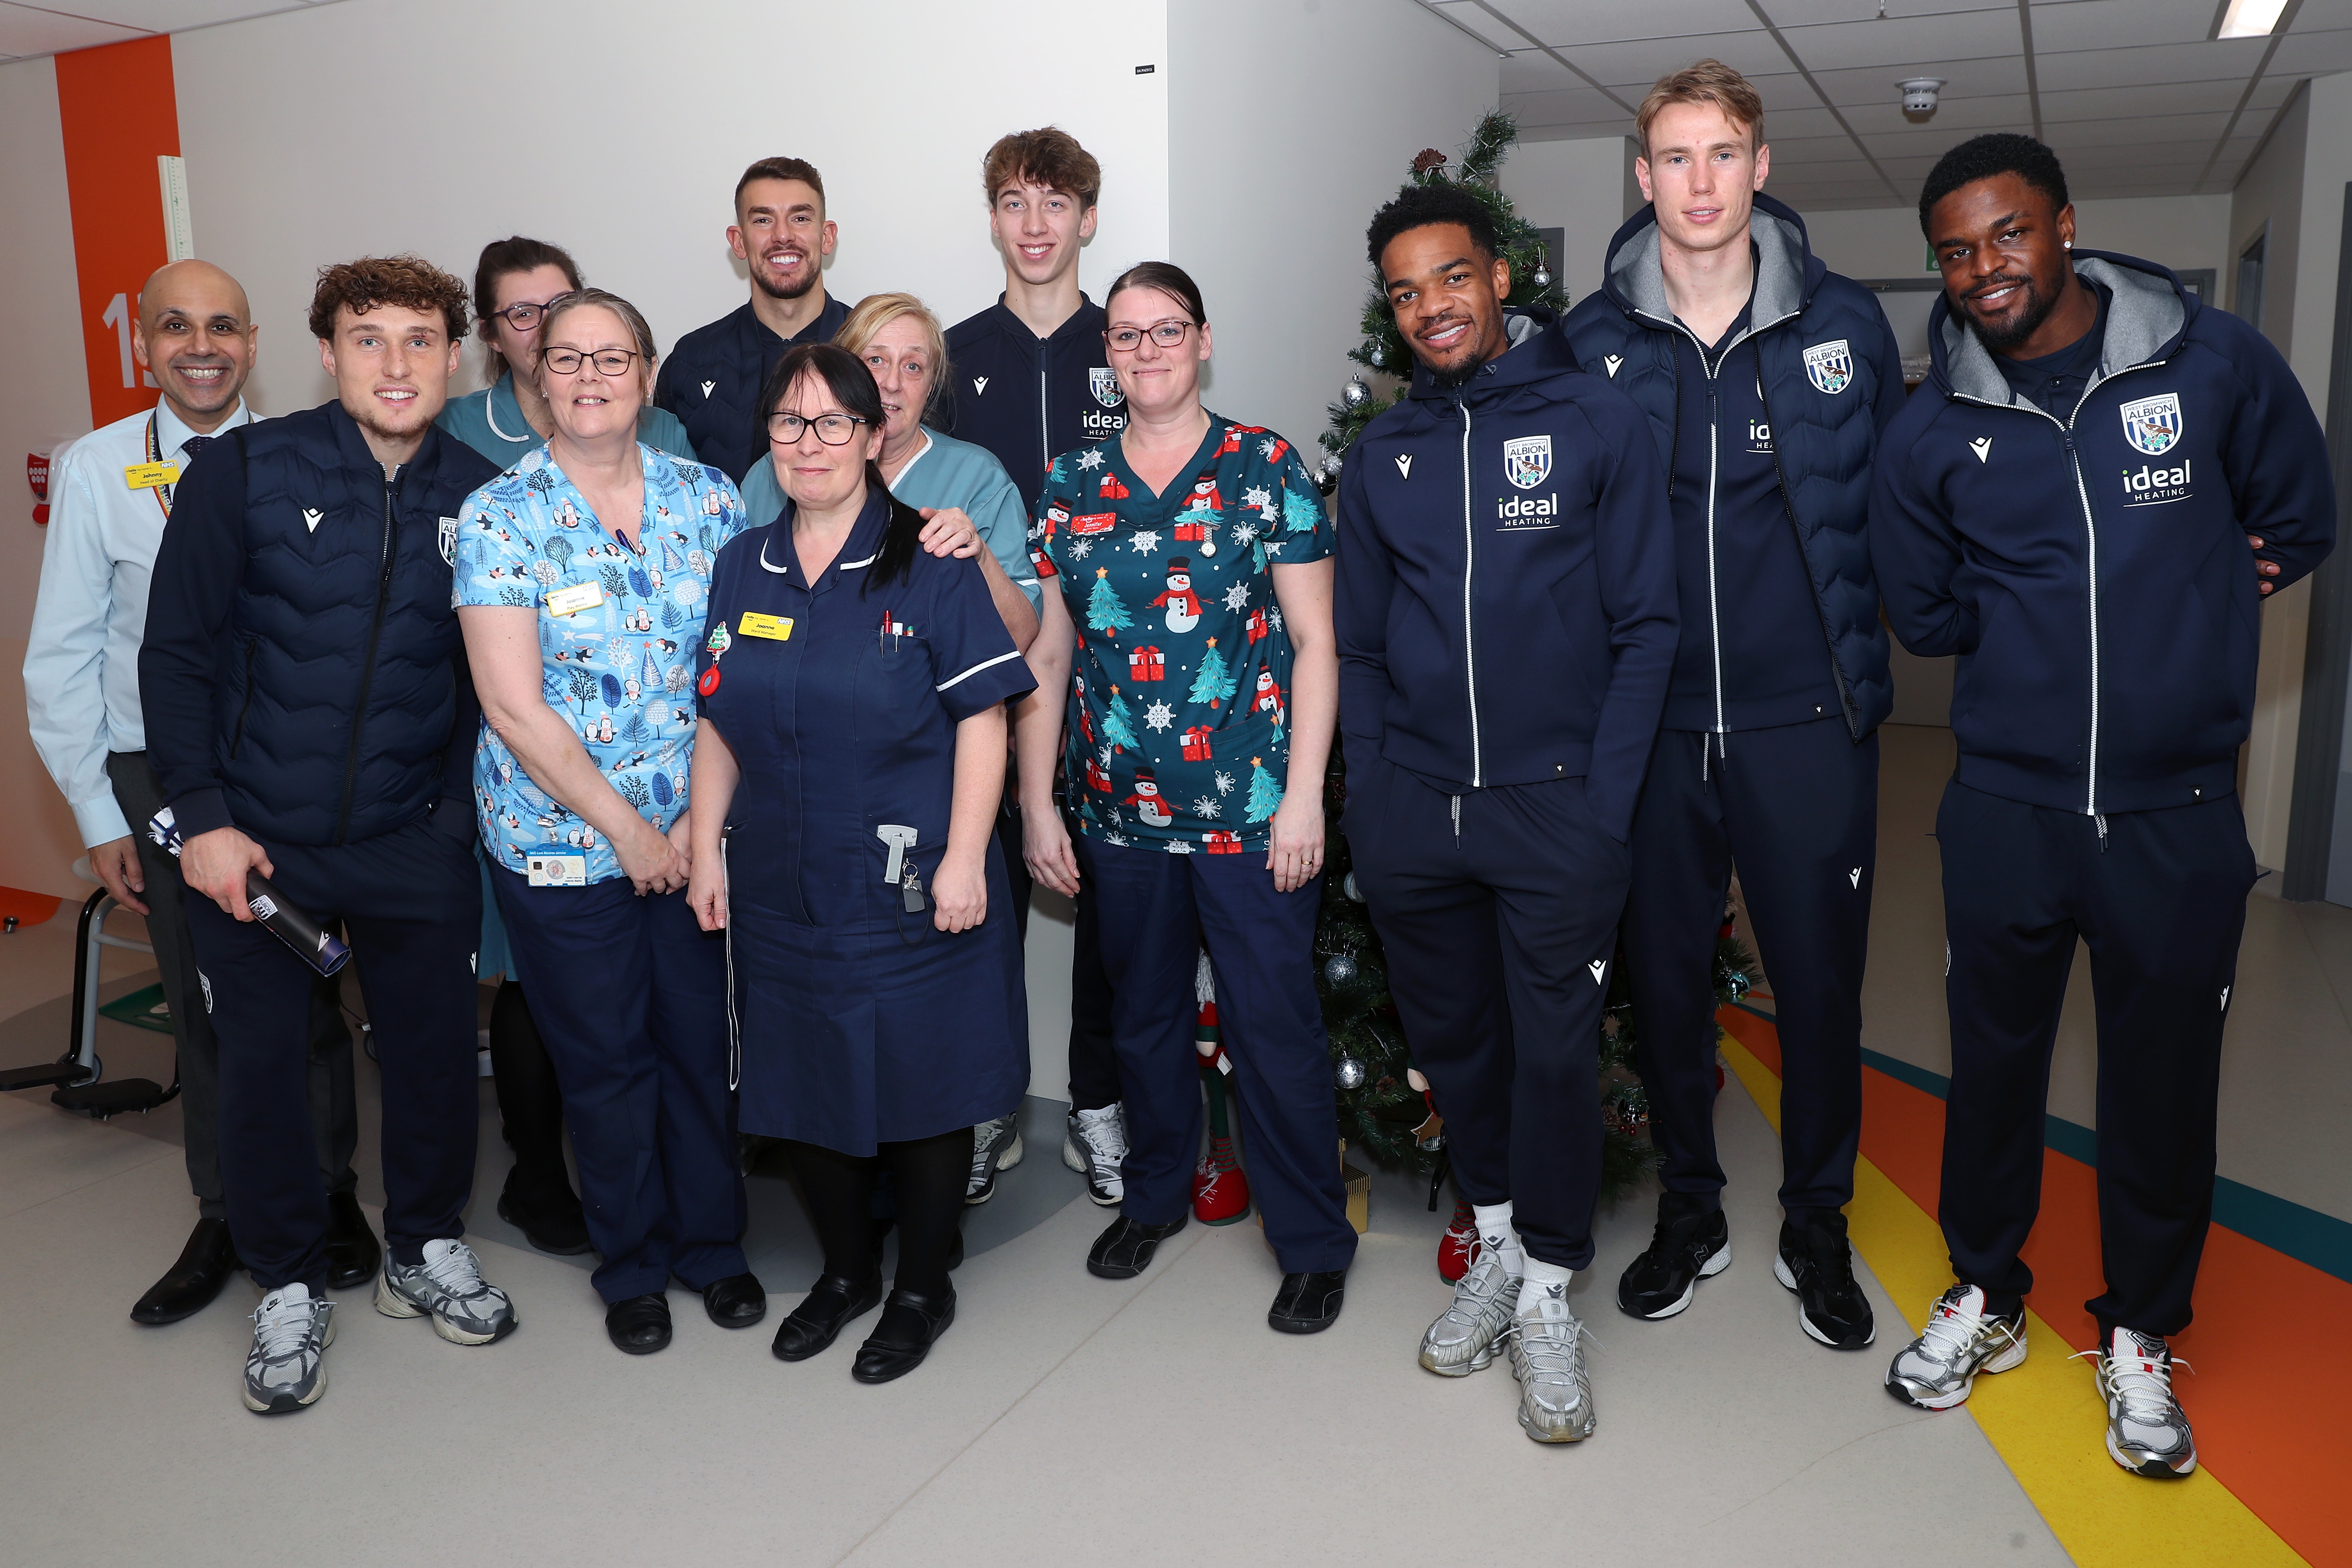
<box><xmin>1014</xmin><ymin>262</ymin><xmax>1355</xmax><ymax>1334</ymax></box>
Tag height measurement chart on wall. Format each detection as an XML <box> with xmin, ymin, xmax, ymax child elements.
<box><xmin>54</xmin><ymin>37</ymin><xmax>183</xmax><ymax>428</ymax></box>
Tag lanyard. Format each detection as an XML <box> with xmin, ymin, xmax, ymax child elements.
<box><xmin>144</xmin><ymin>413</ymin><xmax>177</xmax><ymax>518</ymax></box>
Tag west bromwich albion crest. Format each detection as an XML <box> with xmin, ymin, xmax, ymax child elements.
<box><xmin>1089</xmin><ymin>366</ymin><xmax>1123</xmax><ymax>408</ymax></box>
<box><xmin>1502</xmin><ymin>435</ymin><xmax>1552</xmax><ymax>490</ymax></box>
<box><xmin>1803</xmin><ymin>339</ymin><xmax>1854</xmax><ymax>395</ymax></box>
<box><xmin>2119</xmin><ymin>392</ymin><xmax>2182</xmax><ymax>455</ymax></box>
<box><xmin>438</xmin><ymin>516</ymin><xmax>458</xmax><ymax>565</ymax></box>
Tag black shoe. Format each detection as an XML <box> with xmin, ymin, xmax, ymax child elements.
<box><xmin>1776</xmin><ymin>1214</ymin><xmax>1876</xmax><ymax>1349</ymax></box>
<box><xmin>851</xmin><ymin>1287</ymin><xmax>957</xmax><ymax>1384</ymax></box>
<box><xmin>1616</xmin><ymin>1194</ymin><xmax>1730</xmax><ymax>1320</ymax></box>
<box><xmin>1268</xmin><ymin>1269</ymin><xmax>1348</xmax><ymax>1334</ymax></box>
<box><xmin>323</xmin><ymin>1191</ymin><xmax>381</xmax><ymax>1291</ymax></box>
<box><xmin>701</xmin><ymin>1272</ymin><xmax>767</xmax><ymax>1328</ymax></box>
<box><xmin>497</xmin><ymin>1189</ymin><xmax>593</xmax><ymax>1257</ymax></box>
<box><xmin>604</xmin><ymin>1292</ymin><xmax>672</xmax><ymax>1355</ymax></box>
<box><xmin>772</xmin><ymin>1272</ymin><xmax>883</xmax><ymax>1362</ymax></box>
<box><xmin>1086</xmin><ymin>1215</ymin><xmax>1186</xmax><ymax>1280</ymax></box>
<box><xmin>130</xmin><ymin>1218</ymin><xmax>241</xmax><ymax>1326</ymax></box>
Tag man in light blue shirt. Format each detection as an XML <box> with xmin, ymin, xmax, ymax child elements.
<box><xmin>22</xmin><ymin>260</ymin><xmax>371</xmax><ymax>1327</ymax></box>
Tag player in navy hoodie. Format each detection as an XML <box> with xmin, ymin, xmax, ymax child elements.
<box><xmin>1872</xmin><ymin>135</ymin><xmax>2334</xmax><ymax>1479</ymax></box>
<box><xmin>1336</xmin><ymin>183</ymin><xmax>1676</xmax><ymax>1444</ymax></box>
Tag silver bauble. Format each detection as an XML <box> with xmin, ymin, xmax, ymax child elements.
<box><xmin>1533</xmin><ymin>263</ymin><xmax>1553</xmax><ymax>289</ymax></box>
<box><xmin>1323</xmin><ymin>953</ymin><xmax>1360</xmax><ymax>988</ymax></box>
<box><xmin>1322</xmin><ymin>452</ymin><xmax>1343</xmax><ymax>479</ymax></box>
<box><xmin>1342</xmin><ymin>378</ymin><xmax>1371</xmax><ymax>408</ymax></box>
<box><xmin>1342</xmin><ymin>871</ymin><xmax>1365</xmax><ymax>903</ymax></box>
<box><xmin>1334</xmin><ymin>1054</ymin><xmax>1369</xmax><ymax>1090</ymax></box>
<box><xmin>1367</xmin><ymin>343</ymin><xmax>1386</xmax><ymax>368</ymax></box>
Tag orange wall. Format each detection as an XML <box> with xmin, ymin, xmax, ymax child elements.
<box><xmin>54</xmin><ymin>36</ymin><xmax>179</xmax><ymax>430</ymax></box>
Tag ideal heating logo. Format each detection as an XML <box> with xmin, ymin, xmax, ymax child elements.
<box><xmin>2120</xmin><ymin>458</ymin><xmax>2193</xmax><ymax>508</ymax></box>
<box><xmin>1746</xmin><ymin>417</ymin><xmax>1773</xmax><ymax>455</ymax></box>
<box><xmin>1496</xmin><ymin>492</ymin><xmax>1560</xmax><ymax>530</ymax></box>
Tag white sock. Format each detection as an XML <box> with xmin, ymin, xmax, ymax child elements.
<box><xmin>1471</xmin><ymin>1202</ymin><xmax>1524</xmax><ymax>1276</ymax></box>
<box><xmin>1519</xmin><ymin>1258</ymin><xmax>1574</xmax><ymax>1304</ymax></box>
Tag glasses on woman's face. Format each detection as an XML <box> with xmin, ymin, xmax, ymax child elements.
<box><xmin>1103</xmin><ymin>320</ymin><xmax>1194</xmax><ymax>352</ymax></box>
<box><xmin>767</xmin><ymin>411</ymin><xmax>868</xmax><ymax>445</ymax></box>
<box><xmin>492</xmin><ymin>301</ymin><xmax>558</xmax><ymax>331</ymax></box>
<box><xmin>541</xmin><ymin>347</ymin><xmax>640</xmax><ymax>377</ymax></box>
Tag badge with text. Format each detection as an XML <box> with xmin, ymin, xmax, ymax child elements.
<box><xmin>2119</xmin><ymin>392</ymin><xmax>2182</xmax><ymax>456</ymax></box>
<box><xmin>546</xmin><ymin>581</ymin><xmax>605</xmax><ymax>618</ymax></box>
<box><xmin>525</xmin><ymin>850</ymin><xmax>588</xmax><ymax>888</ymax></box>
<box><xmin>124</xmin><ymin>460</ymin><xmax>179</xmax><ymax>490</ymax></box>
<box><xmin>1502</xmin><ymin>435</ymin><xmax>1552</xmax><ymax>490</ymax></box>
<box><xmin>738</xmin><ymin>611</ymin><xmax>794</xmax><ymax>641</ymax></box>
<box><xmin>1803</xmin><ymin>339</ymin><xmax>1854</xmax><ymax>395</ymax></box>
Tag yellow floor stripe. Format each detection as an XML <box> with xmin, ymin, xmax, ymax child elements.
<box><xmin>1717</xmin><ymin>1036</ymin><xmax>2306</xmax><ymax>1568</ymax></box>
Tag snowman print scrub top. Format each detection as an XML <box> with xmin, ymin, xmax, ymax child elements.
<box><xmin>1031</xmin><ymin>416</ymin><xmax>1329</xmax><ymax>854</ymax></box>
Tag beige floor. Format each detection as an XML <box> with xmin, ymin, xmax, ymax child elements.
<box><xmin>0</xmin><ymin>733</ymin><xmax>2117</xmax><ymax>1568</ymax></box>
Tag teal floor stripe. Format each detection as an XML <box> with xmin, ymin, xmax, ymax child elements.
<box><xmin>1728</xmin><ymin>1001</ymin><xmax>2352</xmax><ymax>1285</ymax></box>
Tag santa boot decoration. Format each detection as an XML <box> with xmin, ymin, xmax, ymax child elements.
<box><xmin>1437</xmin><ymin>1194</ymin><xmax>1477</xmax><ymax>1283</ymax></box>
<box><xmin>1191</xmin><ymin>953</ymin><xmax>1252</xmax><ymax>1226</ymax></box>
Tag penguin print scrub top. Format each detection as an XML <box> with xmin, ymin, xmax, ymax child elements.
<box><xmin>1033</xmin><ymin>416</ymin><xmax>1329</xmax><ymax>854</ymax></box>
<box><xmin>454</xmin><ymin>442</ymin><xmax>747</xmax><ymax>884</ymax></box>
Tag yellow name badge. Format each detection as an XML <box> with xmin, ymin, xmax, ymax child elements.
<box><xmin>738</xmin><ymin>612</ymin><xmax>794</xmax><ymax>641</ymax></box>
<box><xmin>124</xmin><ymin>460</ymin><xmax>179</xmax><ymax>490</ymax></box>
<box><xmin>545</xmin><ymin>581</ymin><xmax>605</xmax><ymax>618</ymax></box>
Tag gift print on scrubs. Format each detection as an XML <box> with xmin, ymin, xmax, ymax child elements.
<box><xmin>455</xmin><ymin>443</ymin><xmax>747</xmax><ymax>883</ymax></box>
<box><xmin>1033</xmin><ymin>416</ymin><xmax>1327</xmax><ymax>853</ymax></box>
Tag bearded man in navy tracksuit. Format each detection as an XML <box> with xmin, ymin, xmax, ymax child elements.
<box><xmin>1560</xmin><ymin>62</ymin><xmax>1902</xmax><ymax>1351</ymax></box>
<box><xmin>1873</xmin><ymin>135</ymin><xmax>2333</xmax><ymax>1480</ymax></box>
<box><xmin>1337</xmin><ymin>183</ymin><xmax>1677</xmax><ymax>1445</ymax></box>
<box><xmin>143</xmin><ymin>257</ymin><xmax>516</xmax><ymax>1414</ymax></box>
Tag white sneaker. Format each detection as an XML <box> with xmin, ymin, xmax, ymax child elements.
<box><xmin>1507</xmin><ymin>1281</ymin><xmax>1598</xmax><ymax>1442</ymax></box>
<box><xmin>1885</xmin><ymin>1283</ymin><xmax>2027</xmax><ymax>1410</ymax></box>
<box><xmin>244</xmin><ymin>1284</ymin><xmax>335</xmax><ymax>1414</ymax></box>
<box><xmin>2075</xmin><ymin>1327</ymin><xmax>2197</xmax><ymax>1478</ymax></box>
<box><xmin>966</xmin><ymin>1114</ymin><xmax>1025</xmax><ymax>1204</ymax></box>
<box><xmin>1418</xmin><ymin>1242</ymin><xmax>1521</xmax><ymax>1376</ymax></box>
<box><xmin>376</xmin><ymin>1238</ymin><xmax>516</xmax><ymax>1345</ymax></box>
<box><xmin>1063</xmin><ymin>1105</ymin><xmax>1126</xmax><ymax>1206</ymax></box>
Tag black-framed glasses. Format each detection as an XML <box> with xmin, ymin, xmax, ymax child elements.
<box><xmin>491</xmin><ymin>300</ymin><xmax>561</xmax><ymax>331</ymax></box>
<box><xmin>541</xmin><ymin>347</ymin><xmax>641</xmax><ymax>376</ymax></box>
<box><xmin>1104</xmin><ymin>320</ymin><xmax>1194</xmax><ymax>352</ymax></box>
<box><xmin>767</xmin><ymin>412</ymin><xmax>869</xmax><ymax>445</ymax></box>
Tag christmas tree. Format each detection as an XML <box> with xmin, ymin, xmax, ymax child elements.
<box><xmin>1312</xmin><ymin>110</ymin><xmax>1565</xmax><ymax>490</ymax></box>
<box><xmin>1243</xmin><ymin>756</ymin><xmax>1283</xmax><ymax>823</ymax></box>
<box><xmin>1307</xmin><ymin>115</ymin><xmax>1735</xmax><ymax>1201</ymax></box>
<box><xmin>1086</xmin><ymin>567</ymin><xmax>1133</xmax><ymax>637</ymax></box>
<box><xmin>1101</xmin><ymin>686</ymin><xmax>1139</xmax><ymax>753</ymax></box>
<box><xmin>1190</xmin><ymin>637</ymin><xmax>1236</xmax><ymax>708</ymax></box>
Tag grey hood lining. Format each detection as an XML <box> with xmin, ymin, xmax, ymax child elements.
<box><xmin>1606</xmin><ymin>208</ymin><xmax>1807</xmax><ymax>330</ymax></box>
<box><xmin>1934</xmin><ymin>256</ymin><xmax>2186</xmax><ymax>407</ymax></box>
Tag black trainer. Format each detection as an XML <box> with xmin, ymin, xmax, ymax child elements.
<box><xmin>1616</xmin><ymin>1194</ymin><xmax>1731</xmax><ymax>1320</ymax></box>
<box><xmin>1775</xmin><ymin>1213</ymin><xmax>1875</xmax><ymax>1349</ymax></box>
<box><xmin>1086</xmin><ymin>1215</ymin><xmax>1186</xmax><ymax>1279</ymax></box>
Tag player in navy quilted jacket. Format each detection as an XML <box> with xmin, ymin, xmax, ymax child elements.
<box><xmin>1557</xmin><ymin>61</ymin><xmax>1900</xmax><ymax>1351</ymax></box>
<box><xmin>1872</xmin><ymin>135</ymin><xmax>2332</xmax><ymax>1479</ymax></box>
<box><xmin>141</xmin><ymin>257</ymin><xmax>513</xmax><ymax>1414</ymax></box>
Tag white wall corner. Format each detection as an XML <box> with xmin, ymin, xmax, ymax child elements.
<box><xmin>2244</xmin><ymin>579</ymin><xmax>2312</xmax><ymax>871</ymax></box>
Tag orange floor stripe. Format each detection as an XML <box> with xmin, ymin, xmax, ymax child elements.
<box><xmin>1715</xmin><ymin>1006</ymin><xmax>2345</xmax><ymax>1565</ymax></box>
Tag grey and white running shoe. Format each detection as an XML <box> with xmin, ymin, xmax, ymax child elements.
<box><xmin>966</xmin><ymin>1114</ymin><xmax>1025</xmax><ymax>1204</ymax></box>
<box><xmin>1418</xmin><ymin>1243</ymin><xmax>1521</xmax><ymax>1376</ymax></box>
<box><xmin>1063</xmin><ymin>1104</ymin><xmax>1126</xmax><ymax>1206</ymax></box>
<box><xmin>244</xmin><ymin>1284</ymin><xmax>335</xmax><ymax>1414</ymax></box>
<box><xmin>2077</xmin><ymin>1328</ymin><xmax>2197</xmax><ymax>1478</ymax></box>
<box><xmin>375</xmin><ymin>1237</ymin><xmax>516</xmax><ymax>1345</ymax></box>
<box><xmin>1506</xmin><ymin>1281</ymin><xmax>1598</xmax><ymax>1442</ymax></box>
<box><xmin>1885</xmin><ymin>1283</ymin><xmax>2026</xmax><ymax>1410</ymax></box>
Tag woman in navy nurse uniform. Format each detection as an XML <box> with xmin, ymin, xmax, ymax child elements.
<box><xmin>688</xmin><ymin>343</ymin><xmax>1035</xmax><ymax>1384</ymax></box>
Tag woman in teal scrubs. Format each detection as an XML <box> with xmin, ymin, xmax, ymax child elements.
<box><xmin>439</xmin><ymin>235</ymin><xmax>697</xmax><ymax>468</ymax></box>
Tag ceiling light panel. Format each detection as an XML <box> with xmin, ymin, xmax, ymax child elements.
<box><xmin>2216</xmin><ymin>0</ymin><xmax>2293</xmax><ymax>39</ymax></box>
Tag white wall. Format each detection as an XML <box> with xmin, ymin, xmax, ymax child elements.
<box><xmin>172</xmin><ymin>0</ymin><xmax>1172</xmax><ymax>419</ymax></box>
<box><xmin>1498</xmin><ymin>135</ymin><xmax>1631</xmax><ymax>308</ymax></box>
<box><xmin>1801</xmin><ymin>193</ymin><xmax>2234</xmax><ymax>284</ymax></box>
<box><xmin>0</xmin><ymin>55</ymin><xmax>101</xmax><ymax>898</ymax></box>
<box><xmin>1167</xmin><ymin>0</ymin><xmax>1495</xmax><ymax>451</ymax></box>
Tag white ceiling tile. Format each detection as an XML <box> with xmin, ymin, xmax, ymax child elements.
<box><xmin>1502</xmin><ymin>85</ymin><xmax>1642</xmax><ymax>127</ymax></box>
<box><xmin>0</xmin><ymin>1</ymin><xmax>145</xmax><ymax>55</ymax></box>
<box><xmin>2042</xmin><ymin>109</ymin><xmax>2237</xmax><ymax>146</ymax></box>
<box><xmin>2034</xmin><ymin>36</ymin><xmax>2272</xmax><ymax>90</ymax></box>
<box><xmin>1805</xmin><ymin>56</ymin><xmax>2032</xmax><ymax>102</ymax></box>
<box><xmin>2037</xmin><ymin>78</ymin><xmax>2260</xmax><ymax>119</ymax></box>
<box><xmin>43</xmin><ymin>1</ymin><xmax>311</xmax><ymax>27</ymax></box>
<box><xmin>2261</xmin><ymin>27</ymin><xmax>2352</xmax><ymax>75</ymax></box>
<box><xmin>2027</xmin><ymin>0</ymin><xmax>2221</xmax><ymax>53</ymax></box>
<box><xmin>1431</xmin><ymin>2</ymin><xmax>1521</xmax><ymax>54</ymax></box>
<box><xmin>1501</xmin><ymin>51</ymin><xmax>1574</xmax><ymax>92</ymax></box>
<box><xmin>1763</xmin><ymin>0</ymin><xmax>2014</xmax><ymax>24</ymax></box>
<box><xmin>1842</xmin><ymin>91</ymin><xmax>2037</xmax><ymax>134</ymax></box>
<box><xmin>1485</xmin><ymin>0</ymin><xmax>1764</xmax><ymax>47</ymax></box>
<box><xmin>1547</xmin><ymin>30</ymin><xmax>1791</xmax><ymax>87</ymax></box>
<box><xmin>1776</xmin><ymin>7</ymin><xmax>2025</xmax><ymax>71</ymax></box>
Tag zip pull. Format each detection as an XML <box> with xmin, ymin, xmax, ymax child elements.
<box><xmin>2095</xmin><ymin>813</ymin><xmax>2109</xmax><ymax>851</ymax></box>
<box><xmin>1451</xmin><ymin>794</ymin><xmax>1462</xmax><ymax>844</ymax></box>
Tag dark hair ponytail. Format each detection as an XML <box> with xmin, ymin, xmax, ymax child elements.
<box><xmin>759</xmin><ymin>342</ymin><xmax>924</xmax><ymax>590</ymax></box>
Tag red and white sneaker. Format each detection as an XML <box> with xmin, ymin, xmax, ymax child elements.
<box><xmin>1437</xmin><ymin>1197</ymin><xmax>1477</xmax><ymax>1282</ymax></box>
<box><xmin>1192</xmin><ymin>1137</ymin><xmax>1251</xmax><ymax>1225</ymax></box>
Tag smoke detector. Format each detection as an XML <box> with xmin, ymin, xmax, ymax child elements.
<box><xmin>1899</xmin><ymin>77</ymin><xmax>1946</xmax><ymax>116</ymax></box>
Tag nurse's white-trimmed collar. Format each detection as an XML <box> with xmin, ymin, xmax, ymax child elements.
<box><xmin>484</xmin><ymin>371</ymin><xmax>533</xmax><ymax>445</ymax></box>
<box><xmin>885</xmin><ymin>428</ymin><xmax>936</xmax><ymax>489</ymax></box>
<box><xmin>759</xmin><ymin>535</ymin><xmax>874</xmax><ymax>574</ymax></box>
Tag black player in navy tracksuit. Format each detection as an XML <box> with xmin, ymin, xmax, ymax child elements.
<box><xmin>1338</xmin><ymin>185</ymin><xmax>1676</xmax><ymax>1442</ymax></box>
<box><xmin>1561</xmin><ymin>190</ymin><xmax>1902</xmax><ymax>1347</ymax></box>
<box><xmin>1874</xmin><ymin>136</ymin><xmax>2332</xmax><ymax>1475</ymax></box>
